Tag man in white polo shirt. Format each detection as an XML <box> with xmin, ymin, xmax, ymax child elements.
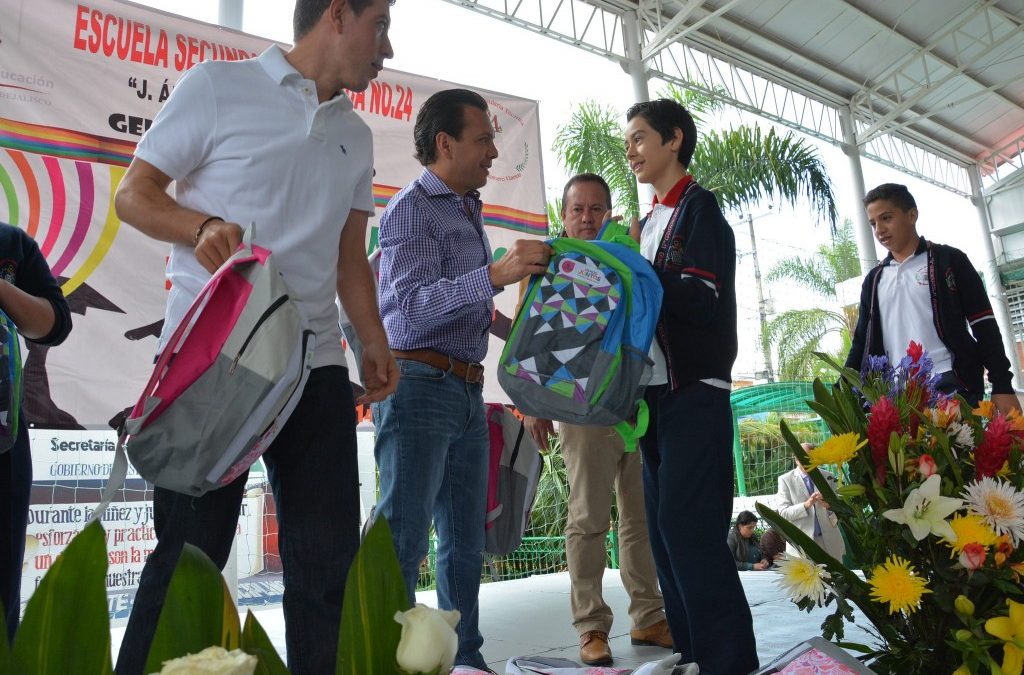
<box><xmin>846</xmin><ymin>183</ymin><xmax>1021</xmax><ymax>415</ymax></box>
<box><xmin>111</xmin><ymin>1</ymin><xmax>397</xmax><ymax>673</ymax></box>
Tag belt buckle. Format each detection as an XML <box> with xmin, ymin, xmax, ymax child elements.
<box><xmin>465</xmin><ymin>362</ymin><xmax>485</xmax><ymax>384</ymax></box>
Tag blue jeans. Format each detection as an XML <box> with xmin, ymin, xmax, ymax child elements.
<box><xmin>641</xmin><ymin>383</ymin><xmax>758</xmax><ymax>675</ymax></box>
<box><xmin>0</xmin><ymin>423</ymin><xmax>31</xmax><ymax>643</ymax></box>
<box><xmin>372</xmin><ymin>358</ymin><xmax>489</xmax><ymax>670</ymax></box>
<box><xmin>116</xmin><ymin>366</ymin><xmax>360</xmax><ymax>675</ymax></box>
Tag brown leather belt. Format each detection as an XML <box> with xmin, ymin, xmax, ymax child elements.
<box><xmin>392</xmin><ymin>348</ymin><xmax>485</xmax><ymax>384</ymax></box>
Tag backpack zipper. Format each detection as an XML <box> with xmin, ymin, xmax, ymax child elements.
<box><xmin>258</xmin><ymin>328</ymin><xmax>315</xmax><ymax>438</ymax></box>
<box><xmin>229</xmin><ymin>294</ymin><xmax>290</xmax><ymax>374</ymax></box>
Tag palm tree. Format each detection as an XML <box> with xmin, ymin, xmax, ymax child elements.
<box><xmin>551</xmin><ymin>86</ymin><xmax>837</xmax><ymax>226</ymax></box>
<box><xmin>763</xmin><ymin>218</ymin><xmax>861</xmax><ymax>379</ymax></box>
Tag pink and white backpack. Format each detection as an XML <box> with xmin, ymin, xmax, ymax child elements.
<box><xmin>94</xmin><ymin>229</ymin><xmax>314</xmax><ymax>515</ymax></box>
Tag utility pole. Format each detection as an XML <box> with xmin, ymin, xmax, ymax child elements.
<box><xmin>747</xmin><ymin>213</ymin><xmax>776</xmax><ymax>383</ymax></box>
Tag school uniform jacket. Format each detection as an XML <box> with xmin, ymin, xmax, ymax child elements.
<box><xmin>844</xmin><ymin>237</ymin><xmax>1013</xmax><ymax>396</ymax></box>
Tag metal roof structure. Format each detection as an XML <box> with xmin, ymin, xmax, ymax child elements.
<box><xmin>443</xmin><ymin>0</ymin><xmax>1024</xmax><ymax>197</ymax></box>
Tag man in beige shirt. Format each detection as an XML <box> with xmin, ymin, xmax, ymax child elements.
<box><xmin>524</xmin><ymin>174</ymin><xmax>670</xmax><ymax>667</ymax></box>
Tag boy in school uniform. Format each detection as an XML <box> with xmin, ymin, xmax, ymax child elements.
<box><xmin>845</xmin><ymin>182</ymin><xmax>1021</xmax><ymax>415</ymax></box>
<box><xmin>625</xmin><ymin>99</ymin><xmax>758</xmax><ymax>675</ymax></box>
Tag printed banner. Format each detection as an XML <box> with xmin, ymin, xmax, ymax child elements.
<box><xmin>24</xmin><ymin>427</ymin><xmax>379</xmax><ymax>619</ymax></box>
<box><xmin>2</xmin><ymin>0</ymin><xmax>546</xmax><ymax>620</ymax></box>
<box><xmin>0</xmin><ymin>0</ymin><xmax>548</xmax><ymax>426</ymax></box>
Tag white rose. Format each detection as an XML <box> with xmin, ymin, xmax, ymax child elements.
<box><xmin>155</xmin><ymin>646</ymin><xmax>258</xmax><ymax>675</ymax></box>
<box><xmin>394</xmin><ymin>604</ymin><xmax>461</xmax><ymax>674</ymax></box>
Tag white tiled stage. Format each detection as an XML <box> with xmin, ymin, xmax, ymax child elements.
<box><xmin>111</xmin><ymin>568</ymin><xmax>875</xmax><ymax>672</ymax></box>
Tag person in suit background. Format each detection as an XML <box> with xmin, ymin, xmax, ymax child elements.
<box><xmin>775</xmin><ymin>443</ymin><xmax>846</xmax><ymax>560</ymax></box>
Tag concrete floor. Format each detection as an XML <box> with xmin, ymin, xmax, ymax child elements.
<box><xmin>111</xmin><ymin>568</ymin><xmax>876</xmax><ymax>673</ymax></box>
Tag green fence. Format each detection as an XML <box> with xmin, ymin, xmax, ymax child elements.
<box><xmin>408</xmin><ymin>381</ymin><xmax>826</xmax><ymax>588</ymax></box>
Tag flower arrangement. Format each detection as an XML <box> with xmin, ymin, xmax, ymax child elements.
<box><xmin>758</xmin><ymin>343</ymin><xmax>1024</xmax><ymax>674</ymax></box>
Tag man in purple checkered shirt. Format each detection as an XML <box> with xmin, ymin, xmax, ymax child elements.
<box><xmin>372</xmin><ymin>88</ymin><xmax>550</xmax><ymax>671</ymax></box>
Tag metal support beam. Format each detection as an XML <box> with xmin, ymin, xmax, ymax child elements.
<box><xmin>218</xmin><ymin>0</ymin><xmax>243</xmax><ymax>30</ymax></box>
<box><xmin>622</xmin><ymin>10</ymin><xmax>655</xmax><ymax>207</ymax></box>
<box><xmin>840</xmin><ymin>107</ymin><xmax>878</xmax><ymax>274</ymax></box>
<box><xmin>440</xmin><ymin>0</ymin><xmax>993</xmax><ymax>196</ymax></box>
<box><xmin>969</xmin><ymin>165</ymin><xmax>1022</xmax><ymax>389</ymax></box>
<box><xmin>839</xmin><ymin>0</ymin><xmax>1024</xmax><ymax>131</ymax></box>
<box><xmin>640</xmin><ymin>0</ymin><xmax>702</xmax><ymax>60</ymax></box>
<box><xmin>641</xmin><ymin>0</ymin><xmax>743</xmax><ymax>60</ymax></box>
<box><xmin>856</xmin><ymin>15</ymin><xmax>1024</xmax><ymax>146</ymax></box>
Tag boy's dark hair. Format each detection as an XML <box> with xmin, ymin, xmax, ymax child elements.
<box><xmin>626</xmin><ymin>99</ymin><xmax>698</xmax><ymax>168</ymax></box>
<box><xmin>560</xmin><ymin>173</ymin><xmax>612</xmax><ymax>216</ymax></box>
<box><xmin>294</xmin><ymin>0</ymin><xmax>394</xmax><ymax>41</ymax></box>
<box><xmin>864</xmin><ymin>183</ymin><xmax>917</xmax><ymax>211</ymax></box>
<box><xmin>414</xmin><ymin>89</ymin><xmax>489</xmax><ymax>166</ymax></box>
<box><xmin>736</xmin><ymin>510</ymin><xmax>758</xmax><ymax>526</ymax></box>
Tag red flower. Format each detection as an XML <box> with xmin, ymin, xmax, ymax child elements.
<box><xmin>975</xmin><ymin>414</ymin><xmax>1015</xmax><ymax>478</ymax></box>
<box><xmin>918</xmin><ymin>454</ymin><xmax>937</xmax><ymax>479</ymax></box>
<box><xmin>959</xmin><ymin>542</ymin><xmax>987</xmax><ymax>571</ymax></box>
<box><xmin>907</xmin><ymin>341</ymin><xmax>923</xmax><ymax>364</ymax></box>
<box><xmin>867</xmin><ymin>396</ymin><xmax>901</xmax><ymax>484</ymax></box>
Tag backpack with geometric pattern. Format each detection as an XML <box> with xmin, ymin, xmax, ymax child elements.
<box><xmin>497</xmin><ymin>228</ymin><xmax>662</xmax><ymax>449</ymax></box>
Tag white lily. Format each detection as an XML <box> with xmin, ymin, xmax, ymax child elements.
<box><xmin>882</xmin><ymin>474</ymin><xmax>963</xmax><ymax>541</ymax></box>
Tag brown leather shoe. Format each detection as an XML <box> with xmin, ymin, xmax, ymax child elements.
<box><xmin>579</xmin><ymin>630</ymin><xmax>613</xmax><ymax>666</ymax></box>
<box><xmin>630</xmin><ymin>618</ymin><xmax>674</xmax><ymax>649</ymax></box>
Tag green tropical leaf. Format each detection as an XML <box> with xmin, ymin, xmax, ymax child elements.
<box><xmin>12</xmin><ymin>521</ymin><xmax>112</xmax><ymax>674</ymax></box>
<box><xmin>546</xmin><ymin>199</ymin><xmax>563</xmax><ymax>237</ymax></box>
<box><xmin>144</xmin><ymin>543</ymin><xmax>240</xmax><ymax>674</ymax></box>
<box><xmin>241</xmin><ymin>611</ymin><xmax>289</xmax><ymax>675</ymax></box>
<box><xmin>552</xmin><ymin>101</ymin><xmax>639</xmax><ymax>219</ymax></box>
<box><xmin>762</xmin><ymin>221</ymin><xmax>861</xmax><ymax>379</ymax></box>
<box><xmin>692</xmin><ymin>125</ymin><xmax>836</xmax><ymax>227</ymax></box>
<box><xmin>336</xmin><ymin>517</ymin><xmax>410</xmax><ymax>675</ymax></box>
<box><xmin>656</xmin><ymin>83</ymin><xmax>727</xmax><ymax>126</ymax></box>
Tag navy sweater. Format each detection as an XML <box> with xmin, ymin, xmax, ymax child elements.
<box><xmin>0</xmin><ymin>223</ymin><xmax>72</xmax><ymax>346</ymax></box>
<box><xmin>844</xmin><ymin>237</ymin><xmax>1012</xmax><ymax>396</ymax></box>
<box><xmin>643</xmin><ymin>183</ymin><xmax>737</xmax><ymax>389</ymax></box>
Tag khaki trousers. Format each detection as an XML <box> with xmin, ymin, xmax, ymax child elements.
<box><xmin>560</xmin><ymin>423</ymin><xmax>664</xmax><ymax>635</ymax></box>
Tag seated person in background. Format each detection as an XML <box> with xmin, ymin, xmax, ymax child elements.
<box><xmin>728</xmin><ymin>510</ymin><xmax>770</xmax><ymax>571</ymax></box>
<box><xmin>759</xmin><ymin>527</ymin><xmax>787</xmax><ymax>567</ymax></box>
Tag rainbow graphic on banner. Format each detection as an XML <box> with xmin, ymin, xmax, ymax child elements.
<box><xmin>0</xmin><ymin>148</ymin><xmax>123</xmax><ymax>297</ymax></box>
<box><xmin>372</xmin><ymin>184</ymin><xmax>548</xmax><ymax>235</ymax></box>
<box><xmin>0</xmin><ymin>118</ymin><xmax>136</xmax><ymax>168</ymax></box>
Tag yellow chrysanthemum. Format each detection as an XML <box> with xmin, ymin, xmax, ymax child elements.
<box><xmin>868</xmin><ymin>555</ymin><xmax>931</xmax><ymax>615</ymax></box>
<box><xmin>973</xmin><ymin>400</ymin><xmax>996</xmax><ymax>419</ymax></box>
<box><xmin>944</xmin><ymin>513</ymin><xmax>998</xmax><ymax>554</ymax></box>
<box><xmin>805</xmin><ymin>432</ymin><xmax>867</xmax><ymax>470</ymax></box>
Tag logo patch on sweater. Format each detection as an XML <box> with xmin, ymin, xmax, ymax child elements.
<box><xmin>945</xmin><ymin>268</ymin><xmax>957</xmax><ymax>291</ymax></box>
<box><xmin>667</xmin><ymin>238</ymin><xmax>684</xmax><ymax>267</ymax></box>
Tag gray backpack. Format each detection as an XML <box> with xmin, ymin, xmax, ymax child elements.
<box><xmin>484</xmin><ymin>403</ymin><xmax>542</xmax><ymax>556</ymax></box>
